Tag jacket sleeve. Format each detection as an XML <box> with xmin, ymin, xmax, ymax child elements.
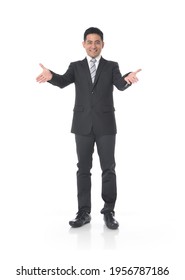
<box><xmin>113</xmin><ymin>62</ymin><xmax>132</xmax><ymax>91</ymax></box>
<box><xmin>48</xmin><ymin>63</ymin><xmax>75</xmax><ymax>89</ymax></box>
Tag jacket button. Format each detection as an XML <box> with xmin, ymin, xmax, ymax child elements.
<box><xmin>92</xmin><ymin>91</ymin><xmax>94</xmax><ymax>94</ymax></box>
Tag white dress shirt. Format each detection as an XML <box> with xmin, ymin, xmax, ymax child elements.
<box><xmin>86</xmin><ymin>55</ymin><xmax>101</xmax><ymax>71</ymax></box>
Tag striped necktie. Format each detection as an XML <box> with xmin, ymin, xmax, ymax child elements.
<box><xmin>90</xmin><ymin>58</ymin><xmax>96</xmax><ymax>83</ymax></box>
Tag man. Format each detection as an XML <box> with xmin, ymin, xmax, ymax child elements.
<box><xmin>36</xmin><ymin>27</ymin><xmax>141</xmax><ymax>230</ymax></box>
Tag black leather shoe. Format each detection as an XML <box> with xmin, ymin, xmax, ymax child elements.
<box><xmin>69</xmin><ymin>211</ymin><xmax>91</xmax><ymax>228</ymax></box>
<box><xmin>104</xmin><ymin>212</ymin><xmax>119</xmax><ymax>229</ymax></box>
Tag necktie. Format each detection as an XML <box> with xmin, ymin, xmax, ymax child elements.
<box><xmin>90</xmin><ymin>58</ymin><xmax>96</xmax><ymax>83</ymax></box>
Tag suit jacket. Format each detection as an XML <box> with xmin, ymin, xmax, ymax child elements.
<box><xmin>48</xmin><ymin>57</ymin><xmax>131</xmax><ymax>135</ymax></box>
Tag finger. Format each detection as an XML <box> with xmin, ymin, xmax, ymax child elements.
<box><xmin>38</xmin><ymin>77</ymin><xmax>46</xmax><ymax>83</ymax></box>
<box><xmin>36</xmin><ymin>74</ymin><xmax>43</xmax><ymax>82</ymax></box>
<box><xmin>39</xmin><ymin>63</ymin><xmax>46</xmax><ymax>70</ymax></box>
<box><xmin>128</xmin><ymin>76</ymin><xmax>138</xmax><ymax>83</ymax></box>
<box><xmin>36</xmin><ymin>75</ymin><xmax>46</xmax><ymax>83</ymax></box>
<box><xmin>134</xmin><ymin>68</ymin><xmax>142</xmax><ymax>74</ymax></box>
<box><xmin>130</xmin><ymin>78</ymin><xmax>137</xmax><ymax>83</ymax></box>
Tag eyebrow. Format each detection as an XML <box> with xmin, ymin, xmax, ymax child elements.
<box><xmin>86</xmin><ymin>40</ymin><xmax>101</xmax><ymax>43</ymax></box>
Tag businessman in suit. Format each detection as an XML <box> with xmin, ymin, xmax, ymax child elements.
<box><xmin>36</xmin><ymin>27</ymin><xmax>141</xmax><ymax>229</ymax></box>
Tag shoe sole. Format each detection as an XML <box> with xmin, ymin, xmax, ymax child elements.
<box><xmin>106</xmin><ymin>224</ymin><xmax>119</xmax><ymax>230</ymax></box>
<box><xmin>69</xmin><ymin>220</ymin><xmax>90</xmax><ymax>228</ymax></box>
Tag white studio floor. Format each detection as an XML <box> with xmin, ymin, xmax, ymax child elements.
<box><xmin>1</xmin><ymin>173</ymin><xmax>184</xmax><ymax>280</ymax></box>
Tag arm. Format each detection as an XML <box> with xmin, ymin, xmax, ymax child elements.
<box><xmin>36</xmin><ymin>63</ymin><xmax>75</xmax><ymax>89</ymax></box>
<box><xmin>113</xmin><ymin>63</ymin><xmax>141</xmax><ymax>91</ymax></box>
<box><xmin>113</xmin><ymin>63</ymin><xmax>130</xmax><ymax>91</ymax></box>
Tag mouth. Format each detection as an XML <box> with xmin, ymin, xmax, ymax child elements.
<box><xmin>90</xmin><ymin>50</ymin><xmax>98</xmax><ymax>55</ymax></box>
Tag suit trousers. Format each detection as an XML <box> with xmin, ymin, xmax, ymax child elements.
<box><xmin>75</xmin><ymin>131</ymin><xmax>117</xmax><ymax>214</ymax></box>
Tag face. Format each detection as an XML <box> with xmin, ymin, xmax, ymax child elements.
<box><xmin>83</xmin><ymin>34</ymin><xmax>104</xmax><ymax>58</ymax></box>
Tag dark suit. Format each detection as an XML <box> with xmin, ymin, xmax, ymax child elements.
<box><xmin>48</xmin><ymin>57</ymin><xmax>131</xmax><ymax>213</ymax></box>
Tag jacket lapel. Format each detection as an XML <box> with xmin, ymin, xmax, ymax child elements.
<box><xmin>80</xmin><ymin>58</ymin><xmax>92</xmax><ymax>86</ymax></box>
<box><xmin>93</xmin><ymin>57</ymin><xmax>107</xmax><ymax>89</ymax></box>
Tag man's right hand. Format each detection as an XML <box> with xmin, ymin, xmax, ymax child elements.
<box><xmin>36</xmin><ymin>63</ymin><xmax>53</xmax><ymax>83</ymax></box>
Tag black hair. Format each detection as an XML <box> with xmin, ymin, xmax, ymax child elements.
<box><xmin>84</xmin><ymin>27</ymin><xmax>104</xmax><ymax>41</ymax></box>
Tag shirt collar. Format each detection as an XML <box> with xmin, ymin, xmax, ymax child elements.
<box><xmin>86</xmin><ymin>54</ymin><xmax>101</xmax><ymax>64</ymax></box>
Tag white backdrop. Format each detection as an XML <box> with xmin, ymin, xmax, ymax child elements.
<box><xmin>0</xmin><ymin>0</ymin><xmax>185</xmax><ymax>279</ymax></box>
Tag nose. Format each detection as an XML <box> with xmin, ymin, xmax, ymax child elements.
<box><xmin>91</xmin><ymin>43</ymin><xmax>96</xmax><ymax>48</ymax></box>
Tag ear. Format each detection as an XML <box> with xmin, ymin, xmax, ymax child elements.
<box><xmin>102</xmin><ymin>42</ymin><xmax>104</xmax><ymax>48</ymax></box>
<box><xmin>82</xmin><ymin>41</ymin><xmax>85</xmax><ymax>48</ymax></box>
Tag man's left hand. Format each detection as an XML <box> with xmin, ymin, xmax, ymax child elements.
<box><xmin>124</xmin><ymin>69</ymin><xmax>142</xmax><ymax>84</ymax></box>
